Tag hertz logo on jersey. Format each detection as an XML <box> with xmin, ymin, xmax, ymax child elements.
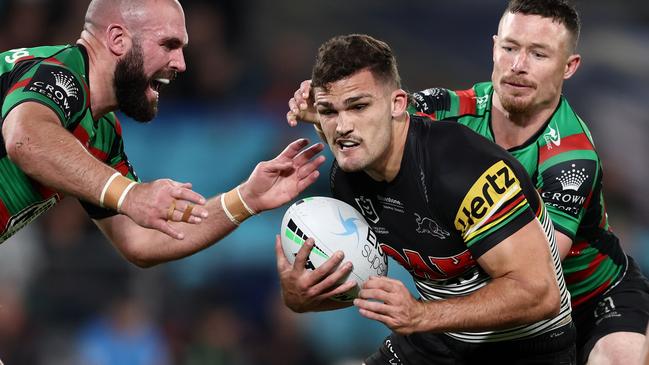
<box><xmin>455</xmin><ymin>160</ymin><xmax>523</xmax><ymax>242</ymax></box>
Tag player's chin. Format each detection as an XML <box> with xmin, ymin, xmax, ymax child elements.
<box><xmin>336</xmin><ymin>159</ymin><xmax>365</xmax><ymax>173</ymax></box>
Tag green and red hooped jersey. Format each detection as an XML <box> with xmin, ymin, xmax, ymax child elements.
<box><xmin>0</xmin><ymin>45</ymin><xmax>138</xmax><ymax>243</ymax></box>
<box><xmin>409</xmin><ymin>82</ymin><xmax>625</xmax><ymax>307</ymax></box>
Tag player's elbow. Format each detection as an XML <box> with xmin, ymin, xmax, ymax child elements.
<box><xmin>117</xmin><ymin>239</ymin><xmax>163</xmax><ymax>269</ymax></box>
<box><xmin>4</xmin><ymin>129</ymin><xmax>35</xmax><ymax>172</ymax></box>
<box><xmin>123</xmin><ymin>250</ymin><xmax>160</xmax><ymax>268</ymax></box>
<box><xmin>529</xmin><ymin>276</ymin><xmax>561</xmax><ymax>321</ymax></box>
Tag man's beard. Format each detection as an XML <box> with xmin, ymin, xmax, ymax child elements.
<box><xmin>114</xmin><ymin>44</ymin><xmax>157</xmax><ymax>123</ymax></box>
<box><xmin>499</xmin><ymin>94</ymin><xmax>532</xmax><ymax>115</ymax></box>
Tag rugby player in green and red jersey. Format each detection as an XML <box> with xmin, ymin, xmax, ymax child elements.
<box><xmin>0</xmin><ymin>0</ymin><xmax>325</xmax><ymax>267</ymax></box>
<box><xmin>286</xmin><ymin>1</ymin><xmax>649</xmax><ymax>364</ymax></box>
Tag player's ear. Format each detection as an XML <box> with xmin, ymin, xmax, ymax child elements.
<box><xmin>106</xmin><ymin>23</ymin><xmax>132</xmax><ymax>57</ymax></box>
<box><xmin>391</xmin><ymin>89</ymin><xmax>408</xmax><ymax>118</ymax></box>
<box><xmin>564</xmin><ymin>53</ymin><xmax>581</xmax><ymax>80</ymax></box>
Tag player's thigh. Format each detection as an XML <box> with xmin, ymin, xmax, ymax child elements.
<box><xmin>587</xmin><ymin>332</ymin><xmax>645</xmax><ymax>365</ymax></box>
<box><xmin>576</xmin><ymin>256</ymin><xmax>649</xmax><ymax>364</ymax></box>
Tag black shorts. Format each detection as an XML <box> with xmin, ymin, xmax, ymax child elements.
<box><xmin>364</xmin><ymin>322</ymin><xmax>576</xmax><ymax>365</ymax></box>
<box><xmin>573</xmin><ymin>255</ymin><xmax>649</xmax><ymax>365</ymax></box>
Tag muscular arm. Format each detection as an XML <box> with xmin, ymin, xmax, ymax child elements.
<box><xmin>555</xmin><ymin>230</ymin><xmax>573</xmax><ymax>260</ymax></box>
<box><xmin>418</xmin><ymin>218</ymin><xmax>560</xmax><ymax>332</ymax></box>
<box><xmin>356</xmin><ymin>218</ymin><xmax>561</xmax><ymax>334</ymax></box>
<box><xmin>4</xmin><ymin>103</ymin><xmax>325</xmax><ymax>265</ymax></box>
<box><xmin>3</xmin><ymin>102</ymin><xmax>117</xmax><ymax>204</ymax></box>
<box><xmin>3</xmin><ymin>102</ymin><xmax>206</xmax><ymax>239</ymax></box>
<box><xmin>97</xmin><ymin>139</ymin><xmax>326</xmax><ymax>268</ymax></box>
<box><xmin>94</xmin><ymin>196</ymin><xmax>236</xmax><ymax>267</ymax></box>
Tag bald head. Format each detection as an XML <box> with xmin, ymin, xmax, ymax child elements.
<box><xmin>84</xmin><ymin>0</ymin><xmax>183</xmax><ymax>34</ymax></box>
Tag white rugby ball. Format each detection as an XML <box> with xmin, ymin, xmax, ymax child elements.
<box><xmin>280</xmin><ymin>196</ymin><xmax>388</xmax><ymax>302</ymax></box>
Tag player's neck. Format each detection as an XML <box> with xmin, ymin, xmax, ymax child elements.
<box><xmin>77</xmin><ymin>31</ymin><xmax>119</xmax><ymax>120</ymax></box>
<box><xmin>491</xmin><ymin>95</ymin><xmax>558</xmax><ymax>150</ymax></box>
<box><xmin>365</xmin><ymin>113</ymin><xmax>410</xmax><ymax>183</ymax></box>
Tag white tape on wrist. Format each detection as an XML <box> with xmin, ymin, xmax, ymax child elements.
<box><xmin>236</xmin><ymin>186</ymin><xmax>257</xmax><ymax>216</ymax></box>
<box><xmin>221</xmin><ymin>193</ymin><xmax>240</xmax><ymax>226</ymax></box>
<box><xmin>99</xmin><ymin>172</ymin><xmax>121</xmax><ymax>208</ymax></box>
<box><xmin>117</xmin><ymin>181</ymin><xmax>137</xmax><ymax>212</ymax></box>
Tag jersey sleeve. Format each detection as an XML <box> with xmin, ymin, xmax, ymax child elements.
<box><xmin>537</xmin><ymin>143</ymin><xmax>599</xmax><ymax>239</ymax></box>
<box><xmin>409</xmin><ymin>86</ymin><xmax>483</xmax><ymax>121</ymax></box>
<box><xmin>79</xmin><ymin>113</ymin><xmax>140</xmax><ymax>220</ymax></box>
<box><xmin>435</xmin><ymin>125</ymin><xmax>538</xmax><ymax>259</ymax></box>
<box><xmin>451</xmin><ymin>159</ymin><xmax>536</xmax><ymax>258</ymax></box>
<box><xmin>1</xmin><ymin>61</ymin><xmax>87</xmax><ymax>129</ymax></box>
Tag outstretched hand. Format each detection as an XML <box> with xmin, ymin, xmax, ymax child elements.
<box><xmin>120</xmin><ymin>179</ymin><xmax>208</xmax><ymax>240</ymax></box>
<box><xmin>240</xmin><ymin>138</ymin><xmax>325</xmax><ymax>213</ymax></box>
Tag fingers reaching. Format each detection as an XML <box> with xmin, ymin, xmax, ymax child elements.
<box><xmin>165</xmin><ymin>199</ymin><xmax>205</xmax><ymax>224</ymax></box>
<box><xmin>171</xmin><ymin>184</ymin><xmax>207</xmax><ymax>206</ymax></box>
<box><xmin>277</xmin><ymin>138</ymin><xmax>311</xmax><ymax>161</ymax></box>
<box><xmin>292</xmin><ymin>142</ymin><xmax>325</xmax><ymax>167</ymax></box>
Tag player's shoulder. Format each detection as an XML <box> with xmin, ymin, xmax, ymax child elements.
<box><xmin>410</xmin><ymin>114</ymin><xmax>500</xmax><ymax>154</ymax></box>
<box><xmin>537</xmin><ymin>96</ymin><xmax>599</xmax><ymax>166</ymax></box>
<box><xmin>1</xmin><ymin>45</ymin><xmax>91</xmax><ymax>123</ymax></box>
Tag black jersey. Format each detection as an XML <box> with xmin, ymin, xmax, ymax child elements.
<box><xmin>331</xmin><ymin>116</ymin><xmax>571</xmax><ymax>342</ymax></box>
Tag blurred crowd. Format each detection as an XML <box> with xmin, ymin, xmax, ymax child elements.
<box><xmin>0</xmin><ymin>0</ymin><xmax>647</xmax><ymax>364</ymax></box>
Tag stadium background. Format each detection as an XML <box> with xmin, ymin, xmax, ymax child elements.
<box><xmin>0</xmin><ymin>0</ymin><xmax>647</xmax><ymax>364</ymax></box>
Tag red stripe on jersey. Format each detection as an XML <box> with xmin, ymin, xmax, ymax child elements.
<box><xmin>114</xmin><ymin>161</ymin><xmax>129</xmax><ymax>175</ymax></box>
<box><xmin>456</xmin><ymin>89</ymin><xmax>477</xmax><ymax>115</ymax></box>
<box><xmin>73</xmin><ymin>126</ymin><xmax>108</xmax><ymax>161</ymax></box>
<box><xmin>483</xmin><ymin>193</ymin><xmax>526</xmax><ymax>226</ymax></box>
<box><xmin>12</xmin><ymin>55</ymin><xmax>34</xmax><ymax>64</ymax></box>
<box><xmin>539</xmin><ymin>133</ymin><xmax>594</xmax><ymax>165</ymax></box>
<box><xmin>89</xmin><ymin>147</ymin><xmax>108</xmax><ymax>161</ymax></box>
<box><xmin>565</xmin><ymin>252</ymin><xmax>606</xmax><ymax>285</ymax></box>
<box><xmin>572</xmin><ymin>279</ymin><xmax>611</xmax><ymax>308</ymax></box>
<box><xmin>44</xmin><ymin>57</ymin><xmax>64</xmax><ymax>65</ymax></box>
<box><xmin>415</xmin><ymin>111</ymin><xmax>438</xmax><ymax>121</ymax></box>
<box><xmin>7</xmin><ymin>78</ymin><xmax>32</xmax><ymax>95</ymax></box>
<box><xmin>114</xmin><ymin>115</ymin><xmax>123</xmax><ymax>136</ymax></box>
<box><xmin>0</xmin><ymin>200</ymin><xmax>11</xmax><ymax>232</ymax></box>
<box><xmin>73</xmin><ymin>124</ymin><xmax>90</xmax><ymax>146</ymax></box>
<box><xmin>581</xmin><ymin>187</ymin><xmax>595</xmax><ymax>214</ymax></box>
<box><xmin>567</xmin><ymin>240</ymin><xmax>589</xmax><ymax>257</ymax></box>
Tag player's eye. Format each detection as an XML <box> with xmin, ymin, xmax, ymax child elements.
<box><xmin>352</xmin><ymin>104</ymin><xmax>367</xmax><ymax>111</ymax></box>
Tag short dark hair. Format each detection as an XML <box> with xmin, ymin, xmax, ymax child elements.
<box><xmin>311</xmin><ymin>34</ymin><xmax>401</xmax><ymax>90</ymax></box>
<box><xmin>504</xmin><ymin>0</ymin><xmax>581</xmax><ymax>52</ymax></box>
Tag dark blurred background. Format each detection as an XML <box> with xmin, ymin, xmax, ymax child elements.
<box><xmin>0</xmin><ymin>0</ymin><xmax>647</xmax><ymax>364</ymax></box>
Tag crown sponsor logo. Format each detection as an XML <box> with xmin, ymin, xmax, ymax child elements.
<box><xmin>556</xmin><ymin>164</ymin><xmax>588</xmax><ymax>191</ymax></box>
<box><xmin>53</xmin><ymin>71</ymin><xmax>80</xmax><ymax>99</ymax></box>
